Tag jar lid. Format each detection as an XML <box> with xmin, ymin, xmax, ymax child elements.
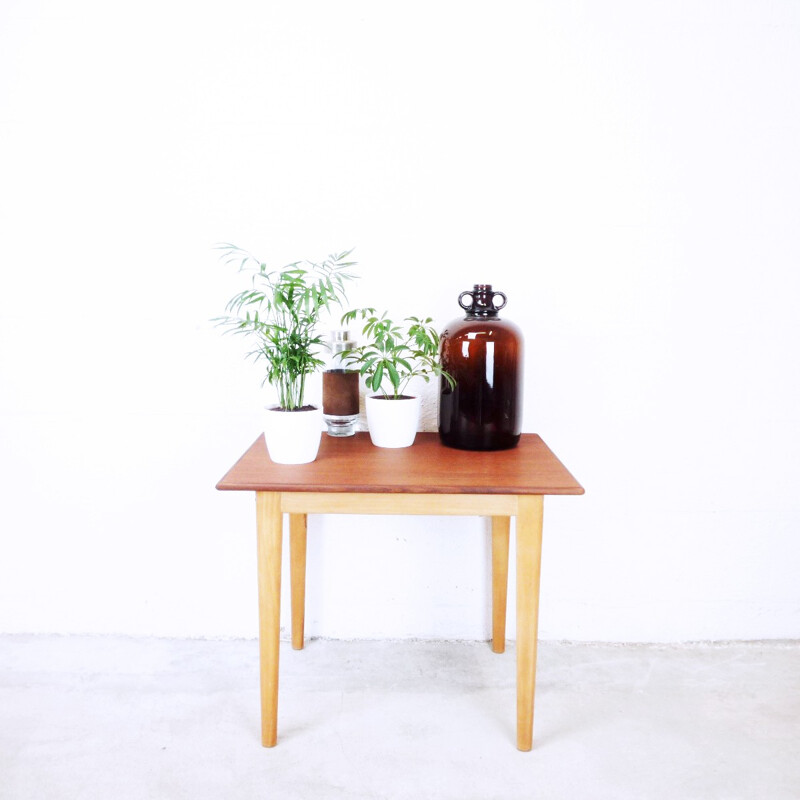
<box><xmin>330</xmin><ymin>329</ymin><xmax>356</xmax><ymax>352</ymax></box>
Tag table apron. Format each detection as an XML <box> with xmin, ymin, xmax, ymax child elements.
<box><xmin>276</xmin><ymin>492</ymin><xmax>523</xmax><ymax>517</ymax></box>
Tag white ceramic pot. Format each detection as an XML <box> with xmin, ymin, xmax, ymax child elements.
<box><xmin>365</xmin><ymin>395</ymin><xmax>421</xmax><ymax>448</ymax></box>
<box><xmin>263</xmin><ymin>406</ymin><xmax>323</xmax><ymax>464</ymax></box>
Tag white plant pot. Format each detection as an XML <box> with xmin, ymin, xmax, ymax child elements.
<box><xmin>263</xmin><ymin>406</ymin><xmax>323</xmax><ymax>464</ymax></box>
<box><xmin>365</xmin><ymin>395</ymin><xmax>421</xmax><ymax>448</ymax></box>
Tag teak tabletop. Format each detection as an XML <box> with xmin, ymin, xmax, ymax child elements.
<box><xmin>216</xmin><ymin>432</ymin><xmax>584</xmax><ymax>496</ymax></box>
<box><xmin>217</xmin><ymin>431</ymin><xmax>583</xmax><ymax>751</ymax></box>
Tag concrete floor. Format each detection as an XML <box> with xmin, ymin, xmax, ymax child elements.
<box><xmin>1</xmin><ymin>636</ymin><xmax>798</xmax><ymax>800</ymax></box>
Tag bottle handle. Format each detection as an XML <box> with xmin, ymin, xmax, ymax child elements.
<box><xmin>492</xmin><ymin>291</ymin><xmax>507</xmax><ymax>310</ymax></box>
<box><xmin>458</xmin><ymin>291</ymin><xmax>473</xmax><ymax>311</ymax></box>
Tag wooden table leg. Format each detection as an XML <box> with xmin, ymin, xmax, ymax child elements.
<box><xmin>289</xmin><ymin>513</ymin><xmax>307</xmax><ymax>650</ymax></box>
<box><xmin>515</xmin><ymin>495</ymin><xmax>544</xmax><ymax>752</ymax></box>
<box><xmin>491</xmin><ymin>516</ymin><xmax>510</xmax><ymax>653</ymax></box>
<box><xmin>256</xmin><ymin>491</ymin><xmax>283</xmax><ymax>747</ymax></box>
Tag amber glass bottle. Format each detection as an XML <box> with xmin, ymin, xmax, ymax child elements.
<box><xmin>438</xmin><ymin>284</ymin><xmax>523</xmax><ymax>450</ymax></box>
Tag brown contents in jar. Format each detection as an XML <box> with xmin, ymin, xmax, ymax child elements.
<box><xmin>323</xmin><ymin>370</ymin><xmax>359</xmax><ymax>416</ymax></box>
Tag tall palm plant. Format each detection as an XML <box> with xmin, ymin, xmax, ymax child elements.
<box><xmin>216</xmin><ymin>245</ymin><xmax>356</xmax><ymax>409</ymax></box>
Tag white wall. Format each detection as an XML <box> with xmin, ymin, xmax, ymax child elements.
<box><xmin>1</xmin><ymin>0</ymin><xmax>798</xmax><ymax>643</ymax></box>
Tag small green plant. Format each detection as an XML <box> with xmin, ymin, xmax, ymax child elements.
<box><xmin>215</xmin><ymin>244</ymin><xmax>357</xmax><ymax>410</ymax></box>
<box><xmin>340</xmin><ymin>308</ymin><xmax>455</xmax><ymax>399</ymax></box>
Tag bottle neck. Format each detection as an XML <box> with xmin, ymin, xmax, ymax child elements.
<box><xmin>465</xmin><ymin>284</ymin><xmax>500</xmax><ymax>317</ymax></box>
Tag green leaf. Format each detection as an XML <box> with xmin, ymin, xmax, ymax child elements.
<box><xmin>386</xmin><ymin>362</ymin><xmax>400</xmax><ymax>393</ymax></box>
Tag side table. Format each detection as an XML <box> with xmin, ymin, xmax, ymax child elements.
<box><xmin>217</xmin><ymin>432</ymin><xmax>583</xmax><ymax>750</ymax></box>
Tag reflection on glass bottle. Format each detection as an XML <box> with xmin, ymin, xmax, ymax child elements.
<box><xmin>323</xmin><ymin>330</ymin><xmax>359</xmax><ymax>437</ymax></box>
<box><xmin>438</xmin><ymin>284</ymin><xmax>523</xmax><ymax>450</ymax></box>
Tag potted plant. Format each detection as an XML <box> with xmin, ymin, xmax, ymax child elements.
<box><xmin>340</xmin><ymin>308</ymin><xmax>455</xmax><ymax>448</ymax></box>
<box><xmin>216</xmin><ymin>244</ymin><xmax>356</xmax><ymax>464</ymax></box>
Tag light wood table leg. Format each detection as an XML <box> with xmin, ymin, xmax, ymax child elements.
<box><xmin>515</xmin><ymin>494</ymin><xmax>544</xmax><ymax>752</ymax></box>
<box><xmin>289</xmin><ymin>513</ymin><xmax>307</xmax><ymax>650</ymax></box>
<box><xmin>256</xmin><ymin>491</ymin><xmax>283</xmax><ymax>747</ymax></box>
<box><xmin>491</xmin><ymin>516</ymin><xmax>510</xmax><ymax>653</ymax></box>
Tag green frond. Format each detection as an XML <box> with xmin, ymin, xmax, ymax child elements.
<box><xmin>214</xmin><ymin>244</ymin><xmax>358</xmax><ymax>407</ymax></box>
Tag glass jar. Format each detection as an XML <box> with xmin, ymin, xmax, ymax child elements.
<box><xmin>322</xmin><ymin>330</ymin><xmax>359</xmax><ymax>437</ymax></box>
<box><xmin>438</xmin><ymin>284</ymin><xmax>523</xmax><ymax>450</ymax></box>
